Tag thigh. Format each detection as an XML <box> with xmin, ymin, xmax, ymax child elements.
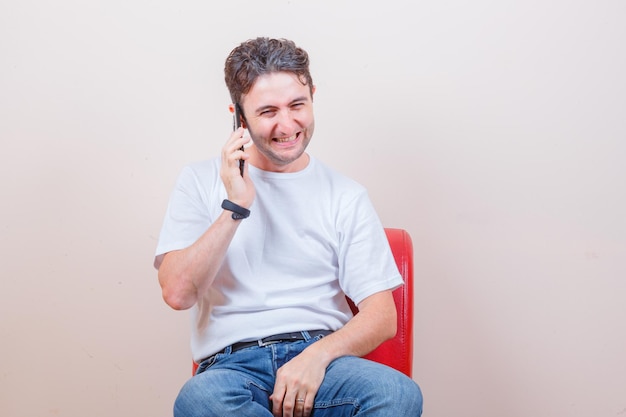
<box><xmin>174</xmin><ymin>349</ymin><xmax>275</xmax><ymax>417</ymax></box>
<box><xmin>313</xmin><ymin>357</ymin><xmax>423</xmax><ymax>416</ymax></box>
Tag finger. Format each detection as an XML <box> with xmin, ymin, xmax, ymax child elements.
<box><xmin>281</xmin><ymin>392</ymin><xmax>297</xmax><ymax>417</ymax></box>
<box><xmin>231</xmin><ymin>136</ymin><xmax>250</xmax><ymax>151</ymax></box>
<box><xmin>228</xmin><ymin>148</ymin><xmax>247</xmax><ymax>168</ymax></box>
<box><xmin>222</xmin><ymin>139</ymin><xmax>248</xmax><ymax>173</ymax></box>
<box><xmin>229</xmin><ymin>127</ymin><xmax>248</xmax><ymax>148</ymax></box>
<box><xmin>224</xmin><ymin>129</ymin><xmax>245</xmax><ymax>152</ymax></box>
<box><xmin>295</xmin><ymin>396</ymin><xmax>308</xmax><ymax>417</ymax></box>
<box><xmin>278</xmin><ymin>389</ymin><xmax>300</xmax><ymax>417</ymax></box>
<box><xmin>283</xmin><ymin>390</ymin><xmax>308</xmax><ymax>417</ymax></box>
<box><xmin>223</xmin><ymin>128</ymin><xmax>244</xmax><ymax>154</ymax></box>
<box><xmin>302</xmin><ymin>396</ymin><xmax>314</xmax><ymax>417</ymax></box>
<box><xmin>270</xmin><ymin>386</ymin><xmax>287</xmax><ymax>417</ymax></box>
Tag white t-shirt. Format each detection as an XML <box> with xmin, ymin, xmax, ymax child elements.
<box><xmin>155</xmin><ymin>156</ymin><xmax>403</xmax><ymax>361</ymax></box>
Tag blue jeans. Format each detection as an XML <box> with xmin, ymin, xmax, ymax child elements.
<box><xmin>174</xmin><ymin>333</ymin><xmax>423</xmax><ymax>416</ymax></box>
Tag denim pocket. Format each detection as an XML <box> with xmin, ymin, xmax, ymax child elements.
<box><xmin>195</xmin><ymin>354</ymin><xmax>220</xmax><ymax>375</ymax></box>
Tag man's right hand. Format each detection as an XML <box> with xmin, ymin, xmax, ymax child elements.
<box><xmin>157</xmin><ymin>128</ymin><xmax>256</xmax><ymax>311</ymax></box>
<box><xmin>221</xmin><ymin>127</ymin><xmax>255</xmax><ymax>209</ymax></box>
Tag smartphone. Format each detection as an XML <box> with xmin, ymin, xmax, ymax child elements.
<box><xmin>233</xmin><ymin>103</ymin><xmax>244</xmax><ymax>177</ymax></box>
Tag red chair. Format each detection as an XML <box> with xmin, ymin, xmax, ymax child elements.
<box><xmin>348</xmin><ymin>228</ymin><xmax>414</xmax><ymax>377</ymax></box>
<box><xmin>193</xmin><ymin>227</ymin><xmax>414</xmax><ymax>377</ymax></box>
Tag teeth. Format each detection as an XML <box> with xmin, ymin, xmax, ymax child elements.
<box><xmin>275</xmin><ymin>134</ymin><xmax>297</xmax><ymax>143</ymax></box>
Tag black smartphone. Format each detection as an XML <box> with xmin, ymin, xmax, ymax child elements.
<box><xmin>233</xmin><ymin>103</ymin><xmax>244</xmax><ymax>177</ymax></box>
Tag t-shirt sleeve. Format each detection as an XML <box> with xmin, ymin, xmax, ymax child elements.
<box><xmin>336</xmin><ymin>190</ymin><xmax>403</xmax><ymax>305</ymax></box>
<box><xmin>154</xmin><ymin>164</ymin><xmax>216</xmax><ymax>269</ymax></box>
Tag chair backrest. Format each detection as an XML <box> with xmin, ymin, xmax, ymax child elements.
<box><xmin>346</xmin><ymin>228</ymin><xmax>414</xmax><ymax>377</ymax></box>
<box><xmin>192</xmin><ymin>227</ymin><xmax>414</xmax><ymax>377</ymax></box>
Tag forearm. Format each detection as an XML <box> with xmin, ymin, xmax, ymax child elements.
<box><xmin>305</xmin><ymin>290</ymin><xmax>397</xmax><ymax>366</ymax></box>
<box><xmin>157</xmin><ymin>210</ymin><xmax>241</xmax><ymax>310</ymax></box>
<box><xmin>270</xmin><ymin>290</ymin><xmax>398</xmax><ymax>416</ymax></box>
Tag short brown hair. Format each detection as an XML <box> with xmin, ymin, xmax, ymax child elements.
<box><xmin>224</xmin><ymin>37</ymin><xmax>314</xmax><ymax>106</ymax></box>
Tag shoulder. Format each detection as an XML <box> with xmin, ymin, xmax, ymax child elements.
<box><xmin>182</xmin><ymin>158</ymin><xmax>220</xmax><ymax>177</ymax></box>
<box><xmin>309</xmin><ymin>156</ymin><xmax>366</xmax><ymax>194</ymax></box>
<box><xmin>175</xmin><ymin>158</ymin><xmax>221</xmax><ymax>186</ymax></box>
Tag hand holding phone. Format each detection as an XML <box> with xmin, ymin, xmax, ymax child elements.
<box><xmin>233</xmin><ymin>103</ymin><xmax>244</xmax><ymax>177</ymax></box>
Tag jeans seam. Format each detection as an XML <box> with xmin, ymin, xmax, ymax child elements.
<box><xmin>314</xmin><ymin>397</ymin><xmax>360</xmax><ymax>410</ymax></box>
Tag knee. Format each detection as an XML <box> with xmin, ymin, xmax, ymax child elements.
<box><xmin>173</xmin><ymin>372</ymin><xmax>272</xmax><ymax>417</ymax></box>
<box><xmin>374</xmin><ymin>371</ymin><xmax>422</xmax><ymax>412</ymax></box>
<box><xmin>173</xmin><ymin>377</ymin><xmax>207</xmax><ymax>417</ymax></box>
<box><xmin>398</xmin><ymin>378</ymin><xmax>423</xmax><ymax>415</ymax></box>
<box><xmin>366</xmin><ymin>368</ymin><xmax>423</xmax><ymax>415</ymax></box>
<box><xmin>332</xmin><ymin>358</ymin><xmax>423</xmax><ymax>415</ymax></box>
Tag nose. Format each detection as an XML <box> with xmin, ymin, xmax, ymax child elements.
<box><xmin>275</xmin><ymin>109</ymin><xmax>298</xmax><ymax>134</ymax></box>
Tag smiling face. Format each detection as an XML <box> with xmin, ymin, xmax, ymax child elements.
<box><xmin>240</xmin><ymin>71</ymin><xmax>315</xmax><ymax>173</ymax></box>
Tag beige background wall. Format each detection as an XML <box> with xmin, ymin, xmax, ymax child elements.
<box><xmin>2</xmin><ymin>1</ymin><xmax>625</xmax><ymax>416</ymax></box>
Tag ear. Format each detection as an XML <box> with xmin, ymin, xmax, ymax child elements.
<box><xmin>229</xmin><ymin>103</ymin><xmax>247</xmax><ymax>129</ymax></box>
<box><xmin>311</xmin><ymin>85</ymin><xmax>316</xmax><ymax>100</ymax></box>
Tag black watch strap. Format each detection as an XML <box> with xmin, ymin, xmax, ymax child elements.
<box><xmin>221</xmin><ymin>199</ymin><xmax>250</xmax><ymax>220</ymax></box>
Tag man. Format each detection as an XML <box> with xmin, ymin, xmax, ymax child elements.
<box><xmin>154</xmin><ymin>37</ymin><xmax>423</xmax><ymax>417</ymax></box>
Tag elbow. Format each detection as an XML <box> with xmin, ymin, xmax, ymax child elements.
<box><xmin>161</xmin><ymin>288</ymin><xmax>194</xmax><ymax>311</ymax></box>
<box><xmin>381</xmin><ymin>306</ymin><xmax>398</xmax><ymax>342</ymax></box>
<box><xmin>158</xmin><ymin>271</ymin><xmax>196</xmax><ymax>311</ymax></box>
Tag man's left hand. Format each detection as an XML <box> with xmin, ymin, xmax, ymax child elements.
<box><xmin>269</xmin><ymin>347</ymin><xmax>327</xmax><ymax>417</ymax></box>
